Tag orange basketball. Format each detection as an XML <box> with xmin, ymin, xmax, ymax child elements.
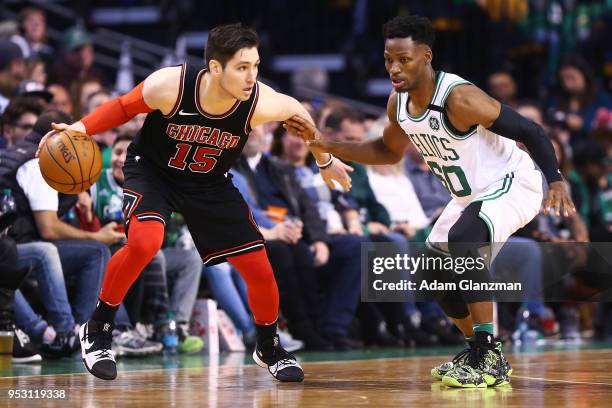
<box><xmin>39</xmin><ymin>130</ymin><xmax>102</xmax><ymax>194</ymax></box>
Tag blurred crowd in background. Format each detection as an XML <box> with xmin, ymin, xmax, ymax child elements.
<box><xmin>0</xmin><ymin>1</ymin><xmax>610</xmax><ymax>364</ymax></box>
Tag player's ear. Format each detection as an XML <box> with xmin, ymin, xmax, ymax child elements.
<box><xmin>424</xmin><ymin>48</ymin><xmax>433</xmax><ymax>66</ymax></box>
<box><xmin>209</xmin><ymin>59</ymin><xmax>222</xmax><ymax>76</ymax></box>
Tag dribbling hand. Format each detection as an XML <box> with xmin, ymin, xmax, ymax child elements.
<box><xmin>35</xmin><ymin>123</ymin><xmax>71</xmax><ymax>158</ymax></box>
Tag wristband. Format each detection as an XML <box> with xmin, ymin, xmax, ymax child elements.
<box><xmin>316</xmin><ymin>154</ymin><xmax>334</xmax><ymax>170</ymax></box>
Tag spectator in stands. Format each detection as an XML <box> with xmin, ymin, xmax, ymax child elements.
<box><xmin>0</xmin><ymin>110</ymin><xmax>117</xmax><ymax>357</ymax></box>
<box><xmin>11</xmin><ymin>7</ymin><xmax>53</xmax><ymax>63</ymax></box>
<box><xmin>235</xmin><ymin>125</ymin><xmax>363</xmax><ymax>350</ymax></box>
<box><xmin>47</xmin><ymin>84</ymin><xmax>73</xmax><ymax>116</ymax></box>
<box><xmin>0</xmin><ymin>40</ymin><xmax>26</xmax><ymax>113</ymax></box>
<box><xmin>548</xmin><ymin>55</ymin><xmax>612</xmax><ymax>143</ymax></box>
<box><xmin>487</xmin><ymin>70</ymin><xmax>519</xmax><ymax>108</ymax></box>
<box><xmin>82</xmin><ymin>89</ymin><xmax>116</xmax><ymax>168</ymax></box>
<box><xmin>0</xmin><ymin>110</ymin><xmax>122</xmax><ymax>352</ymax></box>
<box><xmin>25</xmin><ymin>59</ymin><xmax>47</xmax><ymax>85</ymax></box>
<box><xmin>570</xmin><ymin>140</ymin><xmax>612</xmax><ymax>242</ymax></box>
<box><xmin>0</xmin><ymin>212</ymin><xmax>40</xmax><ymax>363</ymax></box>
<box><xmin>49</xmin><ymin>26</ymin><xmax>105</xmax><ymax>90</ymax></box>
<box><xmin>1</xmin><ymin>96</ymin><xmax>44</xmax><ymax>148</ymax></box>
<box><xmin>72</xmin><ymin>77</ymin><xmax>104</xmax><ymax>118</ymax></box>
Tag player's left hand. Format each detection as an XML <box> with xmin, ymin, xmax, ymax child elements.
<box><xmin>320</xmin><ymin>157</ymin><xmax>353</xmax><ymax>191</ymax></box>
<box><xmin>542</xmin><ymin>181</ymin><xmax>576</xmax><ymax>217</ymax></box>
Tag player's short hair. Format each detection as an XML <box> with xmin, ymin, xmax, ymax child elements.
<box><xmin>205</xmin><ymin>23</ymin><xmax>259</xmax><ymax>68</ymax></box>
<box><xmin>382</xmin><ymin>15</ymin><xmax>435</xmax><ymax>47</ymax></box>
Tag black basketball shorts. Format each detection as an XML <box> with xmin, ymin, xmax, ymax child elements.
<box><xmin>121</xmin><ymin>157</ymin><xmax>264</xmax><ymax>266</ymax></box>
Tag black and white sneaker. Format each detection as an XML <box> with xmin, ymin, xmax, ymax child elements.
<box><xmin>13</xmin><ymin>327</ymin><xmax>42</xmax><ymax>363</ymax></box>
<box><xmin>79</xmin><ymin>320</ymin><xmax>116</xmax><ymax>380</ymax></box>
<box><xmin>253</xmin><ymin>334</ymin><xmax>304</xmax><ymax>382</ymax></box>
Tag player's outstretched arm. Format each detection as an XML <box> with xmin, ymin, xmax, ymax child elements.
<box><xmin>284</xmin><ymin>92</ymin><xmax>410</xmax><ymax>165</ymax></box>
<box><xmin>445</xmin><ymin>84</ymin><xmax>576</xmax><ymax>217</ymax></box>
<box><xmin>36</xmin><ymin>66</ymin><xmax>182</xmax><ymax>157</ymax></box>
<box><xmin>250</xmin><ymin>82</ymin><xmax>353</xmax><ymax>190</ymax></box>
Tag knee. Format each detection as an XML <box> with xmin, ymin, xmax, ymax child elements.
<box><xmin>35</xmin><ymin>242</ymin><xmax>60</xmax><ymax>262</ymax></box>
<box><xmin>89</xmin><ymin>241</ymin><xmax>111</xmax><ymax>262</ymax></box>
<box><xmin>203</xmin><ymin>262</ymin><xmax>232</xmax><ymax>281</ymax></box>
<box><xmin>126</xmin><ymin>223</ymin><xmax>164</xmax><ymax>259</ymax></box>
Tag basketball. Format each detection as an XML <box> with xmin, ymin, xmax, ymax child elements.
<box><xmin>39</xmin><ymin>129</ymin><xmax>102</xmax><ymax>194</ymax></box>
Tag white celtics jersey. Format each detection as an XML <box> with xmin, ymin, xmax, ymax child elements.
<box><xmin>397</xmin><ymin>71</ymin><xmax>535</xmax><ymax>200</ymax></box>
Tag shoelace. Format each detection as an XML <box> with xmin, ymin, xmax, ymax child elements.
<box><xmin>451</xmin><ymin>347</ymin><xmax>471</xmax><ymax>364</ymax></box>
<box><xmin>88</xmin><ymin>328</ymin><xmax>113</xmax><ymax>359</ymax></box>
<box><xmin>469</xmin><ymin>343</ymin><xmax>498</xmax><ymax>369</ymax></box>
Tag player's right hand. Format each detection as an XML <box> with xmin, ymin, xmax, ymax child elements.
<box><xmin>95</xmin><ymin>222</ymin><xmax>126</xmax><ymax>245</ymax></box>
<box><xmin>35</xmin><ymin>122</ymin><xmax>70</xmax><ymax>158</ymax></box>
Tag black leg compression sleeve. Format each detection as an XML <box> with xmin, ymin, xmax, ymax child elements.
<box><xmin>438</xmin><ymin>291</ymin><xmax>470</xmax><ymax>319</ymax></box>
<box><xmin>425</xmin><ymin>248</ymin><xmax>470</xmax><ymax>319</ymax></box>
<box><xmin>447</xmin><ymin>201</ymin><xmax>494</xmax><ymax>303</ymax></box>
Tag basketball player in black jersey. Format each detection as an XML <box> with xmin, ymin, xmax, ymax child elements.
<box><xmin>38</xmin><ymin>23</ymin><xmax>353</xmax><ymax>382</ymax></box>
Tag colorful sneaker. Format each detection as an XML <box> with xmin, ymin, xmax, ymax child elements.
<box><xmin>495</xmin><ymin>342</ymin><xmax>512</xmax><ymax>377</ymax></box>
<box><xmin>431</xmin><ymin>345</ymin><xmax>471</xmax><ymax>380</ymax></box>
<box><xmin>442</xmin><ymin>338</ymin><xmax>511</xmax><ymax>388</ymax></box>
<box><xmin>177</xmin><ymin>323</ymin><xmax>204</xmax><ymax>354</ymax></box>
<box><xmin>442</xmin><ymin>363</ymin><xmax>487</xmax><ymax>388</ymax></box>
<box><xmin>79</xmin><ymin>320</ymin><xmax>116</xmax><ymax>380</ymax></box>
<box><xmin>253</xmin><ymin>334</ymin><xmax>304</xmax><ymax>382</ymax></box>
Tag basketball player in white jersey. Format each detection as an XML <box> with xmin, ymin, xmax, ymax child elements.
<box><xmin>284</xmin><ymin>15</ymin><xmax>575</xmax><ymax>388</ymax></box>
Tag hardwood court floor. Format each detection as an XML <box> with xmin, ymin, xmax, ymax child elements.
<box><xmin>1</xmin><ymin>347</ymin><xmax>611</xmax><ymax>407</ymax></box>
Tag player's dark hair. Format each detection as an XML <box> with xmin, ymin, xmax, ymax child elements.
<box><xmin>382</xmin><ymin>15</ymin><xmax>435</xmax><ymax>47</ymax></box>
<box><xmin>205</xmin><ymin>23</ymin><xmax>259</xmax><ymax>68</ymax></box>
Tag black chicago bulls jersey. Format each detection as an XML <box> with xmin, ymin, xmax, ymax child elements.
<box><xmin>130</xmin><ymin>62</ymin><xmax>259</xmax><ymax>186</ymax></box>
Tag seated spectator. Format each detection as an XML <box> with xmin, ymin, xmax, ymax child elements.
<box><xmin>48</xmin><ymin>26</ymin><xmax>105</xmax><ymax>90</ymax></box>
<box><xmin>0</xmin><ymin>110</ymin><xmax>120</xmax><ymax>357</ymax></box>
<box><xmin>487</xmin><ymin>70</ymin><xmax>519</xmax><ymax>109</ymax></box>
<box><xmin>82</xmin><ymin>89</ymin><xmax>116</xmax><ymax>168</ymax></box>
<box><xmin>548</xmin><ymin>55</ymin><xmax>612</xmax><ymax>143</ymax></box>
<box><xmin>0</xmin><ymin>215</ymin><xmax>40</xmax><ymax>363</ymax></box>
<box><xmin>11</xmin><ymin>7</ymin><xmax>53</xmax><ymax>63</ymax></box>
<box><xmin>0</xmin><ymin>40</ymin><xmax>26</xmax><ymax>113</ymax></box>
<box><xmin>47</xmin><ymin>84</ymin><xmax>73</xmax><ymax>116</ymax></box>
<box><xmin>1</xmin><ymin>96</ymin><xmax>44</xmax><ymax>147</ymax></box>
<box><xmin>368</xmin><ymin>162</ymin><xmax>430</xmax><ymax>235</ymax></box>
<box><xmin>24</xmin><ymin>58</ymin><xmax>47</xmax><ymax>86</ymax></box>
<box><xmin>234</xmin><ymin>125</ymin><xmax>363</xmax><ymax>350</ymax></box>
<box><xmin>569</xmin><ymin>140</ymin><xmax>611</xmax><ymax>242</ymax></box>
